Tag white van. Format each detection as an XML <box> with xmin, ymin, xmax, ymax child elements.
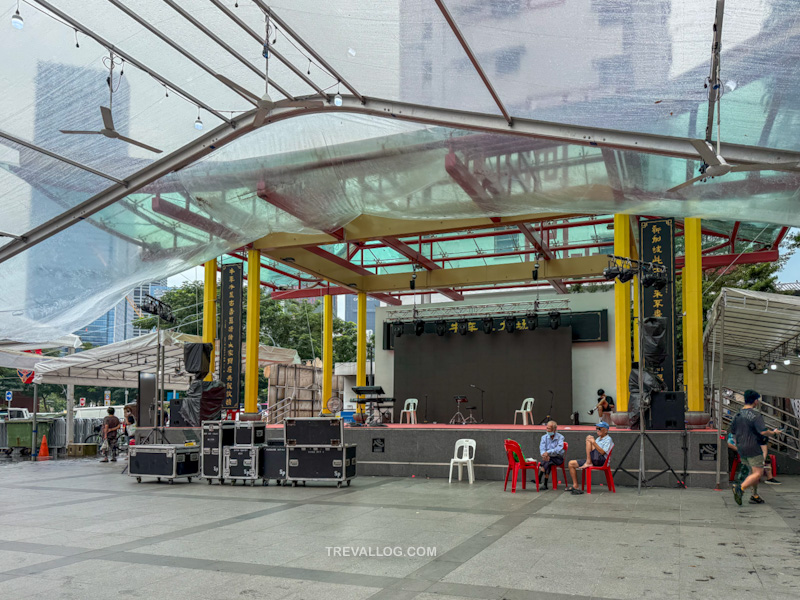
<box><xmin>73</xmin><ymin>406</ymin><xmax>124</xmax><ymax>420</ymax></box>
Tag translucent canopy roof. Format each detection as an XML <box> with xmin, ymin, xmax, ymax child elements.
<box><xmin>1</xmin><ymin>0</ymin><xmax>799</xmax><ymax>341</ymax></box>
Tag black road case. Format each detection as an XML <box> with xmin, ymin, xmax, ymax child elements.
<box><xmin>129</xmin><ymin>444</ymin><xmax>200</xmax><ymax>484</ymax></box>
<box><xmin>235</xmin><ymin>421</ymin><xmax>266</xmax><ymax>446</ymax></box>
<box><xmin>259</xmin><ymin>445</ymin><xmax>287</xmax><ymax>485</ymax></box>
<box><xmin>223</xmin><ymin>445</ymin><xmax>261</xmax><ymax>485</ymax></box>
<box><xmin>286</xmin><ymin>444</ymin><xmax>356</xmax><ymax>487</ymax></box>
<box><xmin>201</xmin><ymin>421</ymin><xmax>236</xmax><ymax>484</ymax></box>
<box><xmin>285</xmin><ymin>417</ymin><xmax>343</xmax><ymax>447</ymax></box>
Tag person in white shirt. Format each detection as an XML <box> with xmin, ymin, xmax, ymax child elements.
<box><xmin>566</xmin><ymin>422</ymin><xmax>614</xmax><ymax>495</ymax></box>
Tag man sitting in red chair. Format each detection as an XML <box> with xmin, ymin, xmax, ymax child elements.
<box><xmin>537</xmin><ymin>420</ymin><xmax>565</xmax><ymax>490</ymax></box>
<box><xmin>566</xmin><ymin>422</ymin><xmax>613</xmax><ymax>495</ymax></box>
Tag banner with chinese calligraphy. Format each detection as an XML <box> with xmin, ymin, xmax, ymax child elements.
<box><xmin>639</xmin><ymin>218</ymin><xmax>676</xmax><ymax>391</ymax></box>
<box><xmin>220</xmin><ymin>263</ymin><xmax>243</xmax><ymax>409</ymax></box>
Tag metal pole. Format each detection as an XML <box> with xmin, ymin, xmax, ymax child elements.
<box><xmin>66</xmin><ymin>347</ymin><xmax>75</xmax><ymax>446</ymax></box>
<box><xmin>715</xmin><ymin>296</ymin><xmax>726</xmax><ymax>489</ymax></box>
<box><xmin>154</xmin><ymin>322</ymin><xmax>162</xmax><ymax>443</ymax></box>
<box><xmin>32</xmin><ymin>383</ymin><xmax>39</xmax><ymax>457</ymax></box>
<box><xmin>637</xmin><ymin>272</ymin><xmax>646</xmax><ymax>494</ymax></box>
<box><xmin>160</xmin><ymin>334</ymin><xmax>166</xmax><ymax>443</ymax></box>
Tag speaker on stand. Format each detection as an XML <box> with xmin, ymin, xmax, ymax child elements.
<box><xmin>649</xmin><ymin>392</ymin><xmax>685</xmax><ymax>430</ymax></box>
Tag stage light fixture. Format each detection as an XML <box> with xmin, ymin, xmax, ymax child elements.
<box><xmin>392</xmin><ymin>322</ymin><xmax>403</xmax><ymax>337</ymax></box>
<box><xmin>549</xmin><ymin>311</ymin><xmax>561</xmax><ymax>330</ymax></box>
<box><xmin>414</xmin><ymin>320</ymin><xmax>424</xmax><ymax>336</ymax></box>
<box><xmin>409</xmin><ymin>278</ymin><xmax>415</xmax><ymax>290</ymax></box>
<box><xmin>603</xmin><ymin>265</ymin><xmax>621</xmax><ymax>281</ymax></box>
<box><xmin>435</xmin><ymin>320</ymin><xmax>446</xmax><ymax>336</ymax></box>
<box><xmin>770</xmin><ymin>361</ymin><xmax>778</xmax><ymax>370</ymax></box>
<box><xmin>482</xmin><ymin>319</ymin><xmax>493</xmax><ymax>334</ymax></box>
<box><xmin>784</xmin><ymin>358</ymin><xmax>791</xmax><ymax>365</ymax></box>
<box><xmin>617</xmin><ymin>269</ymin><xmax>635</xmax><ymax>283</ymax></box>
<box><xmin>457</xmin><ymin>320</ymin><xmax>468</xmax><ymax>335</ymax></box>
<box><xmin>527</xmin><ymin>314</ymin><xmax>537</xmax><ymax>331</ymax></box>
<box><xmin>505</xmin><ymin>316</ymin><xmax>516</xmax><ymax>333</ymax></box>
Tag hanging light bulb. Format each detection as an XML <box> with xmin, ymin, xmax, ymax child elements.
<box><xmin>784</xmin><ymin>358</ymin><xmax>791</xmax><ymax>366</ymax></box>
<box><xmin>762</xmin><ymin>368</ymin><xmax>768</xmax><ymax>374</ymax></box>
<box><xmin>194</xmin><ymin>107</ymin><xmax>203</xmax><ymax>131</ymax></box>
<box><xmin>333</xmin><ymin>93</ymin><xmax>343</xmax><ymax>107</ymax></box>
<box><xmin>11</xmin><ymin>3</ymin><xmax>24</xmax><ymax>30</ymax></box>
<box><xmin>770</xmin><ymin>362</ymin><xmax>778</xmax><ymax>370</ymax></box>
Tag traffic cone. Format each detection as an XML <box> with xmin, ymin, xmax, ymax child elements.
<box><xmin>37</xmin><ymin>435</ymin><xmax>50</xmax><ymax>461</ymax></box>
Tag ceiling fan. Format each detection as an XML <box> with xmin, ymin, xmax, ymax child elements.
<box><xmin>215</xmin><ymin>12</ymin><xmax>322</xmax><ymax>128</ymax></box>
<box><xmin>60</xmin><ymin>50</ymin><xmax>162</xmax><ymax>154</ymax></box>
<box><xmin>667</xmin><ymin>139</ymin><xmax>798</xmax><ymax>192</ymax></box>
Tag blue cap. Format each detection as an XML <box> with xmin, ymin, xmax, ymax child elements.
<box><xmin>596</xmin><ymin>421</ymin><xmax>609</xmax><ymax>429</ymax></box>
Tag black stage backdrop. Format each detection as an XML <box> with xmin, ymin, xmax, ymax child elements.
<box><xmin>392</xmin><ymin>328</ymin><xmax>573</xmax><ymax>425</ymax></box>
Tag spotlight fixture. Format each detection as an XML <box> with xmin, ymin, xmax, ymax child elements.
<box><xmin>784</xmin><ymin>358</ymin><xmax>791</xmax><ymax>366</ymax></box>
<box><xmin>549</xmin><ymin>311</ymin><xmax>561</xmax><ymax>330</ymax></box>
<box><xmin>482</xmin><ymin>319</ymin><xmax>493</xmax><ymax>334</ymax></box>
<box><xmin>11</xmin><ymin>3</ymin><xmax>23</xmax><ymax>30</ymax></box>
<box><xmin>435</xmin><ymin>320</ymin><xmax>446</xmax><ymax>336</ymax></box>
<box><xmin>770</xmin><ymin>362</ymin><xmax>778</xmax><ymax>370</ymax></box>
<box><xmin>527</xmin><ymin>314</ymin><xmax>538</xmax><ymax>331</ymax></box>
<box><xmin>603</xmin><ymin>265</ymin><xmax>621</xmax><ymax>281</ymax></box>
<box><xmin>505</xmin><ymin>316</ymin><xmax>516</xmax><ymax>333</ymax></box>
<box><xmin>747</xmin><ymin>361</ymin><xmax>757</xmax><ymax>372</ymax></box>
<box><xmin>409</xmin><ymin>278</ymin><xmax>415</xmax><ymax>290</ymax></box>
<box><xmin>642</xmin><ymin>269</ymin><xmax>668</xmax><ymax>290</ymax></box>
<box><xmin>617</xmin><ymin>269</ymin><xmax>635</xmax><ymax>283</ymax></box>
<box><xmin>334</xmin><ymin>93</ymin><xmax>343</xmax><ymax>107</ymax></box>
<box><xmin>457</xmin><ymin>320</ymin><xmax>468</xmax><ymax>335</ymax></box>
<box><xmin>414</xmin><ymin>320</ymin><xmax>424</xmax><ymax>336</ymax></box>
<box><xmin>796</xmin><ymin>346</ymin><xmax>800</xmax><ymax>358</ymax></box>
<box><xmin>392</xmin><ymin>322</ymin><xmax>403</xmax><ymax>337</ymax></box>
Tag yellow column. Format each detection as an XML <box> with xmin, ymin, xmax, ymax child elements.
<box><xmin>356</xmin><ymin>292</ymin><xmax>367</xmax><ymax>414</ymax></box>
<box><xmin>202</xmin><ymin>260</ymin><xmax>217</xmax><ymax>381</ymax></box>
<box><xmin>322</xmin><ymin>294</ymin><xmax>334</xmax><ymax>413</ymax></box>
<box><xmin>684</xmin><ymin>218</ymin><xmax>704</xmax><ymax>412</ymax></box>
<box><xmin>614</xmin><ymin>214</ymin><xmax>632</xmax><ymax>411</ymax></box>
<box><xmin>244</xmin><ymin>249</ymin><xmax>260</xmax><ymax>414</ymax></box>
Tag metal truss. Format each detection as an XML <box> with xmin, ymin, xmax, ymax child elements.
<box><xmin>383</xmin><ymin>299</ymin><xmax>571</xmax><ymax>322</ymax></box>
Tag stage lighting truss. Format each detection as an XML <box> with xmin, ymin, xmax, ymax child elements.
<box><xmin>605</xmin><ymin>255</ymin><xmax>667</xmax><ymax>288</ymax></box>
<box><xmin>138</xmin><ymin>294</ymin><xmax>176</xmax><ymax>324</ymax></box>
<box><xmin>384</xmin><ymin>299</ymin><xmax>569</xmax><ymax>324</ymax></box>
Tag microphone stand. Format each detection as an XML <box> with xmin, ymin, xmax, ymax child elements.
<box><xmin>540</xmin><ymin>390</ymin><xmax>555</xmax><ymax>425</ymax></box>
<box><xmin>470</xmin><ymin>385</ymin><xmax>486</xmax><ymax>423</ymax></box>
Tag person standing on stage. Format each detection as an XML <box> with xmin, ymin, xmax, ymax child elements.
<box><xmin>588</xmin><ymin>389</ymin><xmax>615</xmax><ymax>423</ymax></box>
<box><xmin>730</xmin><ymin>390</ymin><xmax>781</xmax><ymax>505</ymax></box>
<box><xmin>537</xmin><ymin>421</ymin><xmax>565</xmax><ymax>490</ymax></box>
<box><xmin>566</xmin><ymin>422</ymin><xmax>613</xmax><ymax>495</ymax></box>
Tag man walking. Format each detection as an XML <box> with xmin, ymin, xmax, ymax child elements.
<box><xmin>730</xmin><ymin>390</ymin><xmax>780</xmax><ymax>505</ymax></box>
<box><xmin>537</xmin><ymin>420</ymin><xmax>565</xmax><ymax>490</ymax></box>
<box><xmin>101</xmin><ymin>407</ymin><xmax>121</xmax><ymax>463</ymax></box>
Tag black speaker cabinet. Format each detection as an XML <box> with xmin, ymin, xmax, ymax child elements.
<box><xmin>169</xmin><ymin>398</ymin><xmax>187</xmax><ymax>427</ymax></box>
<box><xmin>138</xmin><ymin>372</ymin><xmax>157</xmax><ymax>428</ymax></box>
<box><xmin>184</xmin><ymin>343</ymin><xmax>212</xmax><ymax>376</ymax></box>
<box><xmin>649</xmin><ymin>391</ymin><xmax>685</xmax><ymax>430</ymax></box>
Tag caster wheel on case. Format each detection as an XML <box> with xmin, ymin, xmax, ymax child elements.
<box><xmin>169</xmin><ymin>479</ymin><xmax>174</xmax><ymax>485</ymax></box>
<box><xmin>292</xmin><ymin>481</ymin><xmax>297</xmax><ymax>487</ymax></box>
<box><xmin>157</xmin><ymin>478</ymin><xmax>161</xmax><ymax>483</ymax></box>
<box><xmin>337</xmin><ymin>481</ymin><xmax>342</xmax><ymax>488</ymax></box>
<box><xmin>188</xmin><ymin>478</ymin><xmax>192</xmax><ymax>483</ymax></box>
<box><xmin>220</xmin><ymin>478</ymin><xmax>225</xmax><ymax>485</ymax></box>
<box><xmin>207</xmin><ymin>479</ymin><xmax>212</xmax><ymax>485</ymax></box>
<box><xmin>136</xmin><ymin>477</ymin><xmax>141</xmax><ymax>483</ymax></box>
<box><xmin>347</xmin><ymin>480</ymin><xmax>351</xmax><ymax>487</ymax></box>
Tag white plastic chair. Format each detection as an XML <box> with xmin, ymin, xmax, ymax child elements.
<box><xmin>399</xmin><ymin>398</ymin><xmax>418</xmax><ymax>424</ymax></box>
<box><xmin>449</xmin><ymin>439</ymin><xmax>476</xmax><ymax>484</ymax></box>
<box><xmin>514</xmin><ymin>398</ymin><xmax>535</xmax><ymax>425</ymax></box>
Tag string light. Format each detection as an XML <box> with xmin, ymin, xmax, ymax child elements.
<box><xmin>11</xmin><ymin>1</ymin><xmax>24</xmax><ymax>29</ymax></box>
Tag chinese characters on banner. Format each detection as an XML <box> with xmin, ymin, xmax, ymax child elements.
<box><xmin>639</xmin><ymin>218</ymin><xmax>676</xmax><ymax>390</ymax></box>
<box><xmin>220</xmin><ymin>264</ymin><xmax>243</xmax><ymax>409</ymax></box>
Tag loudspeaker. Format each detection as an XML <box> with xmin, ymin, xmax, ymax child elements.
<box><xmin>649</xmin><ymin>391</ymin><xmax>685</xmax><ymax>430</ymax></box>
<box><xmin>184</xmin><ymin>343</ymin><xmax>212</xmax><ymax>377</ymax></box>
<box><xmin>642</xmin><ymin>317</ymin><xmax>668</xmax><ymax>367</ymax></box>
<box><xmin>138</xmin><ymin>372</ymin><xmax>157</xmax><ymax>428</ymax></box>
<box><xmin>170</xmin><ymin>397</ymin><xmax>187</xmax><ymax>427</ymax></box>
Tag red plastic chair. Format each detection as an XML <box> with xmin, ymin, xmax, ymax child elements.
<box><xmin>549</xmin><ymin>441</ymin><xmax>569</xmax><ymax>490</ymax></box>
<box><xmin>504</xmin><ymin>439</ymin><xmax>539</xmax><ymax>493</ymax></box>
<box><xmin>580</xmin><ymin>445</ymin><xmax>616</xmax><ymax>494</ymax></box>
<box><xmin>729</xmin><ymin>453</ymin><xmax>776</xmax><ymax>481</ymax></box>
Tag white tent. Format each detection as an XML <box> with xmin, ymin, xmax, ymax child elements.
<box><xmin>32</xmin><ymin>331</ymin><xmax>299</xmax><ymax>390</ymax></box>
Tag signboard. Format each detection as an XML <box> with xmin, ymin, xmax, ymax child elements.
<box><xmin>372</xmin><ymin>438</ymin><xmax>385</xmax><ymax>453</ymax></box>
<box><xmin>699</xmin><ymin>443</ymin><xmax>717</xmax><ymax>462</ymax></box>
<box><xmin>79</xmin><ymin>397</ymin><xmax>86</xmax><ymax>407</ymax></box>
<box><xmin>220</xmin><ymin>263</ymin><xmax>243</xmax><ymax>410</ymax></box>
<box><xmin>640</xmin><ymin>218</ymin><xmax>677</xmax><ymax>390</ymax></box>
<box><xmin>104</xmin><ymin>390</ymin><xmax>111</xmax><ymax>406</ymax></box>
<box><xmin>4</xmin><ymin>391</ymin><xmax>11</xmax><ymax>403</ymax></box>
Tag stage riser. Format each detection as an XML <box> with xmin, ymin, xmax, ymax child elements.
<box><xmin>268</xmin><ymin>428</ymin><xmax>724</xmax><ymax>489</ymax></box>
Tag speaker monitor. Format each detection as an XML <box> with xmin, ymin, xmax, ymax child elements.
<box><xmin>649</xmin><ymin>391</ymin><xmax>685</xmax><ymax>430</ymax></box>
<box><xmin>184</xmin><ymin>342</ymin><xmax>212</xmax><ymax>377</ymax></box>
<box><xmin>169</xmin><ymin>397</ymin><xmax>187</xmax><ymax>428</ymax></box>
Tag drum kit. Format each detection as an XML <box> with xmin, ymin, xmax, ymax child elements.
<box><xmin>449</xmin><ymin>396</ymin><xmax>478</xmax><ymax>425</ymax></box>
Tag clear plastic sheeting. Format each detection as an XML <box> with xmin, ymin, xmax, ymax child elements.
<box><xmin>2</xmin><ymin>0</ymin><xmax>800</xmax><ymax>341</ymax></box>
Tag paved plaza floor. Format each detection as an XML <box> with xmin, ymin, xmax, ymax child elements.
<box><xmin>0</xmin><ymin>458</ymin><xmax>798</xmax><ymax>600</ymax></box>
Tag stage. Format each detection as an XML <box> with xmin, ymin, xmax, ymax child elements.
<box><xmin>137</xmin><ymin>423</ymin><xmax>724</xmax><ymax>488</ymax></box>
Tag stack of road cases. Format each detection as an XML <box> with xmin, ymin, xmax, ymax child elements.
<box><xmin>284</xmin><ymin>417</ymin><xmax>356</xmax><ymax>488</ymax></box>
<box><xmin>201</xmin><ymin>421</ymin><xmax>235</xmax><ymax>484</ymax></box>
<box><xmin>129</xmin><ymin>444</ymin><xmax>200</xmax><ymax>484</ymax></box>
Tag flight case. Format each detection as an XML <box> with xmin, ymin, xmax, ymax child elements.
<box><xmin>223</xmin><ymin>445</ymin><xmax>261</xmax><ymax>486</ymax></box>
<box><xmin>259</xmin><ymin>444</ymin><xmax>287</xmax><ymax>486</ymax></box>
<box><xmin>234</xmin><ymin>421</ymin><xmax>266</xmax><ymax>446</ymax></box>
<box><xmin>201</xmin><ymin>421</ymin><xmax>236</xmax><ymax>484</ymax></box>
<box><xmin>129</xmin><ymin>444</ymin><xmax>200</xmax><ymax>484</ymax></box>
<box><xmin>284</xmin><ymin>417</ymin><xmax>343</xmax><ymax>447</ymax></box>
<box><xmin>286</xmin><ymin>444</ymin><xmax>356</xmax><ymax>488</ymax></box>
